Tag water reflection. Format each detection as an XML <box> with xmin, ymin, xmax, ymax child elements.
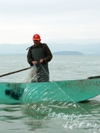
<box><xmin>22</xmin><ymin>100</ymin><xmax>100</xmax><ymax>132</ymax></box>
<box><xmin>1</xmin><ymin>100</ymin><xmax>100</xmax><ymax>132</ymax></box>
<box><xmin>0</xmin><ymin>104</ymin><xmax>22</xmax><ymax>121</ymax></box>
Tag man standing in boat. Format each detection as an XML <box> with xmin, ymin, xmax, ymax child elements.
<box><xmin>27</xmin><ymin>34</ymin><xmax>53</xmax><ymax>82</ymax></box>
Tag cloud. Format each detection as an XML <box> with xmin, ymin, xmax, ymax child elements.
<box><xmin>0</xmin><ymin>0</ymin><xmax>100</xmax><ymax>44</ymax></box>
<box><xmin>0</xmin><ymin>0</ymin><xmax>100</xmax><ymax>17</ymax></box>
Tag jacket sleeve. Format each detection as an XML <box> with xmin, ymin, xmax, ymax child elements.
<box><xmin>43</xmin><ymin>43</ymin><xmax>53</xmax><ymax>63</ymax></box>
<box><xmin>27</xmin><ymin>48</ymin><xmax>33</xmax><ymax>66</ymax></box>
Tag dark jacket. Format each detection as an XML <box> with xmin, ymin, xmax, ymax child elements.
<box><xmin>27</xmin><ymin>43</ymin><xmax>53</xmax><ymax>66</ymax></box>
<box><xmin>27</xmin><ymin>43</ymin><xmax>53</xmax><ymax>82</ymax></box>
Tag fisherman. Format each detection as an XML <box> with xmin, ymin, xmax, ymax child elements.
<box><xmin>27</xmin><ymin>34</ymin><xmax>53</xmax><ymax>82</ymax></box>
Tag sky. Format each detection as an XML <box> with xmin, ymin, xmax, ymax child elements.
<box><xmin>0</xmin><ymin>0</ymin><xmax>100</xmax><ymax>45</ymax></box>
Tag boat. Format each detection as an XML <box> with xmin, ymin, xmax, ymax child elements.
<box><xmin>0</xmin><ymin>78</ymin><xmax>100</xmax><ymax>104</ymax></box>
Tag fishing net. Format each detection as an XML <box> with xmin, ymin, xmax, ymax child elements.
<box><xmin>22</xmin><ymin>64</ymin><xmax>100</xmax><ymax>132</ymax></box>
<box><xmin>22</xmin><ymin>65</ymin><xmax>38</xmax><ymax>83</ymax></box>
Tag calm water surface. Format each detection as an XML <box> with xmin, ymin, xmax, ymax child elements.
<box><xmin>0</xmin><ymin>55</ymin><xmax>100</xmax><ymax>133</ymax></box>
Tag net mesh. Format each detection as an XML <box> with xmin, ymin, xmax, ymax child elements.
<box><xmin>22</xmin><ymin>64</ymin><xmax>100</xmax><ymax>132</ymax></box>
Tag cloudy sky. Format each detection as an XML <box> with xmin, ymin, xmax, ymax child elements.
<box><xmin>0</xmin><ymin>0</ymin><xmax>100</xmax><ymax>44</ymax></box>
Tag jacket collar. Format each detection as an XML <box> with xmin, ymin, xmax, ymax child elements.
<box><xmin>33</xmin><ymin>43</ymin><xmax>42</xmax><ymax>48</ymax></box>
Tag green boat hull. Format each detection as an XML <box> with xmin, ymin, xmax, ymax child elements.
<box><xmin>0</xmin><ymin>78</ymin><xmax>100</xmax><ymax>104</ymax></box>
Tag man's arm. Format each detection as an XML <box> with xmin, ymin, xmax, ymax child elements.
<box><xmin>27</xmin><ymin>48</ymin><xmax>33</xmax><ymax>66</ymax></box>
<box><xmin>42</xmin><ymin>43</ymin><xmax>53</xmax><ymax>63</ymax></box>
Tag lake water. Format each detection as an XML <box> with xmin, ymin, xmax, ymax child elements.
<box><xmin>0</xmin><ymin>55</ymin><xmax>100</xmax><ymax>133</ymax></box>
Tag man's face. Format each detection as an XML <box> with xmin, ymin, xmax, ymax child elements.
<box><xmin>33</xmin><ymin>39</ymin><xmax>41</xmax><ymax>46</ymax></box>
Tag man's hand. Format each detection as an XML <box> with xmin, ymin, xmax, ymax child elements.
<box><xmin>32</xmin><ymin>61</ymin><xmax>37</xmax><ymax>65</ymax></box>
<box><xmin>40</xmin><ymin>59</ymin><xmax>44</xmax><ymax>63</ymax></box>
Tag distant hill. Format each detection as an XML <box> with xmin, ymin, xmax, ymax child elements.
<box><xmin>53</xmin><ymin>51</ymin><xmax>84</xmax><ymax>55</ymax></box>
<box><xmin>0</xmin><ymin>44</ymin><xmax>29</xmax><ymax>54</ymax></box>
<box><xmin>48</xmin><ymin>43</ymin><xmax>100</xmax><ymax>55</ymax></box>
<box><xmin>0</xmin><ymin>43</ymin><xmax>100</xmax><ymax>55</ymax></box>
